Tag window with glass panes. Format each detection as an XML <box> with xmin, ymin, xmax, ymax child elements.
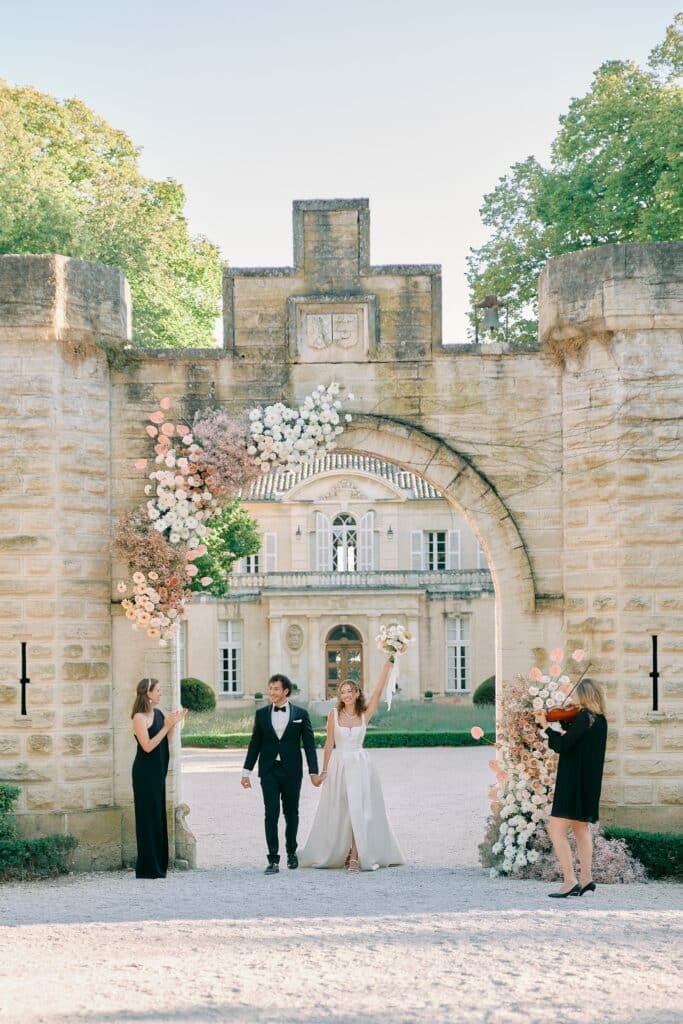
<box><xmin>244</xmin><ymin>553</ymin><xmax>259</xmax><ymax>573</ymax></box>
<box><xmin>426</xmin><ymin>531</ymin><xmax>447</xmax><ymax>570</ymax></box>
<box><xmin>446</xmin><ymin>617</ymin><xmax>470</xmax><ymax>691</ymax></box>
<box><xmin>219</xmin><ymin>621</ymin><xmax>242</xmax><ymax>693</ymax></box>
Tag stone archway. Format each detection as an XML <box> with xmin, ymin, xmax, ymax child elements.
<box><xmin>336</xmin><ymin>416</ymin><xmax>561</xmax><ymax>703</ymax></box>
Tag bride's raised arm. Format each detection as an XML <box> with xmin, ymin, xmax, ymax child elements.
<box><xmin>365</xmin><ymin>659</ymin><xmax>392</xmax><ymax>722</ymax></box>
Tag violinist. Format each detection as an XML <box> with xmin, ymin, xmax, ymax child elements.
<box><xmin>535</xmin><ymin>677</ymin><xmax>608</xmax><ymax>899</ymax></box>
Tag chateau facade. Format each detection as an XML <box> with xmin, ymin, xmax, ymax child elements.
<box><xmin>184</xmin><ymin>453</ymin><xmax>495</xmax><ymax>703</ymax></box>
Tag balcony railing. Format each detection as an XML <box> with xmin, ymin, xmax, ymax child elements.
<box><xmin>223</xmin><ymin>568</ymin><xmax>494</xmax><ymax>597</ymax></box>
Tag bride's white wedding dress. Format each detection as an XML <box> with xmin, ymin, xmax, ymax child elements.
<box><xmin>299</xmin><ymin>709</ymin><xmax>404</xmax><ymax>871</ymax></box>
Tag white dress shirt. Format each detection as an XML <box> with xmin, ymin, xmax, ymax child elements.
<box><xmin>271</xmin><ymin>700</ymin><xmax>290</xmax><ymax>739</ymax></box>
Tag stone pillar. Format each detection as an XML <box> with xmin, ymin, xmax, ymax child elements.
<box><xmin>540</xmin><ymin>242</ymin><xmax>683</xmax><ymax>829</ymax></box>
<box><xmin>0</xmin><ymin>254</ymin><xmax>131</xmax><ymax>868</ymax></box>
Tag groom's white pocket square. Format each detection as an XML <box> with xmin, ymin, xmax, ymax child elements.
<box><xmin>293</xmin><ymin>719</ymin><xmax>302</xmax><ymax>725</ymax></box>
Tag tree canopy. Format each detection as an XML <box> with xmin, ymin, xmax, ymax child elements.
<box><xmin>190</xmin><ymin>500</ymin><xmax>261</xmax><ymax>597</ymax></box>
<box><xmin>467</xmin><ymin>16</ymin><xmax>683</xmax><ymax>344</ymax></box>
<box><xmin>0</xmin><ymin>81</ymin><xmax>222</xmax><ymax>348</ymax></box>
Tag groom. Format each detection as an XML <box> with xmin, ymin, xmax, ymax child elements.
<box><xmin>241</xmin><ymin>674</ymin><xmax>320</xmax><ymax>874</ymax></box>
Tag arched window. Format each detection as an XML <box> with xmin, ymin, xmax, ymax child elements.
<box><xmin>333</xmin><ymin>513</ymin><xmax>357</xmax><ymax>572</ymax></box>
<box><xmin>325</xmin><ymin>624</ymin><xmax>363</xmax><ymax>698</ymax></box>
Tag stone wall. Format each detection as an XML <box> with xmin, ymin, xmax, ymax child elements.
<box><xmin>0</xmin><ymin>254</ymin><xmax>131</xmax><ymax>867</ymax></box>
<box><xmin>540</xmin><ymin>244</ymin><xmax>683</xmax><ymax>827</ymax></box>
<box><xmin>1</xmin><ymin>203</ymin><xmax>681</xmax><ymax>867</ymax></box>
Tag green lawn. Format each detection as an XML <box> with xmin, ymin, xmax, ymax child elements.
<box><xmin>184</xmin><ymin>700</ymin><xmax>495</xmax><ymax>736</ymax></box>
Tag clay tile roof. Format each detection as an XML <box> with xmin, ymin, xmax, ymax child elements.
<box><xmin>245</xmin><ymin>453</ymin><xmax>441</xmax><ymax>501</ymax></box>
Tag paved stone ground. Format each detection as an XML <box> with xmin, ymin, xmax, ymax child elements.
<box><xmin>0</xmin><ymin>748</ymin><xmax>681</xmax><ymax>1024</ymax></box>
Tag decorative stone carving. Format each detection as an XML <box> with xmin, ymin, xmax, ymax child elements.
<box><xmin>288</xmin><ymin>295</ymin><xmax>377</xmax><ymax>362</ymax></box>
<box><xmin>319</xmin><ymin>479</ymin><xmax>367</xmax><ymax>501</ymax></box>
<box><xmin>286</xmin><ymin>624</ymin><xmax>304</xmax><ymax>651</ymax></box>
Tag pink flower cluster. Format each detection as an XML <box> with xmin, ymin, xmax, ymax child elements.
<box><xmin>117</xmin><ymin>387</ymin><xmax>352</xmax><ymax>646</ymax></box>
<box><xmin>484</xmin><ymin>648</ymin><xmax>587</xmax><ymax>876</ymax></box>
<box><xmin>118</xmin><ymin>570</ymin><xmax>188</xmax><ymax>645</ymax></box>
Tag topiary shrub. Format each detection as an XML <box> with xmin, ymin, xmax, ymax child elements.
<box><xmin>473</xmin><ymin>675</ymin><xmax>495</xmax><ymax>704</ymax></box>
<box><xmin>180</xmin><ymin>677</ymin><xmax>216</xmax><ymax>712</ymax></box>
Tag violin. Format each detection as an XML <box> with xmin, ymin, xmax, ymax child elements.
<box><xmin>543</xmin><ymin>662</ymin><xmax>591</xmax><ymax>723</ymax></box>
<box><xmin>546</xmin><ymin>703</ymin><xmax>581</xmax><ymax>723</ymax></box>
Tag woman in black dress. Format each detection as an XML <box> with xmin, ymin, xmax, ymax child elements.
<box><xmin>131</xmin><ymin>677</ymin><xmax>185</xmax><ymax>879</ymax></box>
<box><xmin>535</xmin><ymin>677</ymin><xmax>608</xmax><ymax>898</ymax></box>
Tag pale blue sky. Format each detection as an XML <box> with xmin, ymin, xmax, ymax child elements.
<box><xmin>2</xmin><ymin>2</ymin><xmax>676</xmax><ymax>340</ymax></box>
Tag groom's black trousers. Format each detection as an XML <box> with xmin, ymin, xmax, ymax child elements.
<box><xmin>260</xmin><ymin>764</ymin><xmax>301</xmax><ymax>863</ymax></box>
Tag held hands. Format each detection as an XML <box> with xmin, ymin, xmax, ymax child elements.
<box><xmin>310</xmin><ymin>772</ymin><xmax>326</xmax><ymax>787</ymax></box>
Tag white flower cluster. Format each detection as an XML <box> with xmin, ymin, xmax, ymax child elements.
<box><xmin>375</xmin><ymin>622</ymin><xmax>414</xmax><ymax>661</ymax></box>
<box><xmin>489</xmin><ymin>647</ymin><xmax>586</xmax><ymax>875</ymax></box>
<box><xmin>144</xmin><ymin>433</ymin><xmax>219</xmax><ymax>550</ymax></box>
<box><xmin>247</xmin><ymin>383</ymin><xmax>352</xmax><ymax>471</ymax></box>
<box><xmin>119</xmin><ymin>571</ymin><xmax>184</xmax><ymax>646</ymax></box>
<box><xmin>493</xmin><ymin>755</ymin><xmax>554</xmax><ymax>873</ymax></box>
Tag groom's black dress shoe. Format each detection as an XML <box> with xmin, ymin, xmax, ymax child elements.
<box><xmin>287</xmin><ymin>854</ymin><xmax>298</xmax><ymax>869</ymax></box>
<box><xmin>264</xmin><ymin>863</ymin><xmax>279</xmax><ymax>875</ymax></box>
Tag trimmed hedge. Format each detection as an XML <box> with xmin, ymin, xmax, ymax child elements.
<box><xmin>0</xmin><ymin>782</ymin><xmax>77</xmax><ymax>881</ymax></box>
<box><xmin>603</xmin><ymin>826</ymin><xmax>683</xmax><ymax>880</ymax></box>
<box><xmin>180</xmin><ymin>677</ymin><xmax>216</xmax><ymax>713</ymax></box>
<box><xmin>472</xmin><ymin>676</ymin><xmax>495</xmax><ymax>705</ymax></box>
<box><xmin>182</xmin><ymin>730</ymin><xmax>496</xmax><ymax>749</ymax></box>
<box><xmin>0</xmin><ymin>835</ymin><xmax>78</xmax><ymax>881</ymax></box>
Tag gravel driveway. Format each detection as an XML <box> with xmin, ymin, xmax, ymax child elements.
<box><xmin>0</xmin><ymin>748</ymin><xmax>681</xmax><ymax>1024</ymax></box>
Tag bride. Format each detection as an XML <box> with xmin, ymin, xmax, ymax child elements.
<box><xmin>299</xmin><ymin>659</ymin><xmax>404</xmax><ymax>872</ymax></box>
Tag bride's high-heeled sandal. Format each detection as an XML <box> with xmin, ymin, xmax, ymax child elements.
<box><xmin>347</xmin><ymin>857</ymin><xmax>360</xmax><ymax>873</ymax></box>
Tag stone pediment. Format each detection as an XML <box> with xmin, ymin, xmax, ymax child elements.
<box><xmin>282</xmin><ymin>471</ymin><xmax>407</xmax><ymax>504</ymax></box>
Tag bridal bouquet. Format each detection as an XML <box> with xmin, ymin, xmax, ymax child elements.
<box><xmin>375</xmin><ymin>623</ymin><xmax>414</xmax><ymax>709</ymax></box>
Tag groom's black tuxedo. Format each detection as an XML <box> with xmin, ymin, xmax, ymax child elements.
<box><xmin>244</xmin><ymin>703</ymin><xmax>319</xmax><ymax>779</ymax></box>
<box><xmin>244</xmin><ymin>702</ymin><xmax>319</xmax><ymax>865</ymax></box>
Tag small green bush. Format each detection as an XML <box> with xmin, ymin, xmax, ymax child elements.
<box><xmin>424</xmin><ymin>691</ymin><xmax>434</xmax><ymax>699</ymax></box>
<box><xmin>180</xmin><ymin>677</ymin><xmax>216</xmax><ymax>712</ymax></box>
<box><xmin>473</xmin><ymin>676</ymin><xmax>496</xmax><ymax>705</ymax></box>
<box><xmin>0</xmin><ymin>835</ymin><xmax>78</xmax><ymax>881</ymax></box>
<box><xmin>603</xmin><ymin>826</ymin><xmax>683</xmax><ymax>879</ymax></box>
<box><xmin>0</xmin><ymin>782</ymin><xmax>77</xmax><ymax>881</ymax></box>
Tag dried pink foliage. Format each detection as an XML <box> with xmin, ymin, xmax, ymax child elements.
<box><xmin>192</xmin><ymin>409</ymin><xmax>262</xmax><ymax>495</ymax></box>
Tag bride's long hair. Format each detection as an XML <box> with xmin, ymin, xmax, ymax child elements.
<box><xmin>336</xmin><ymin>679</ymin><xmax>367</xmax><ymax>717</ymax></box>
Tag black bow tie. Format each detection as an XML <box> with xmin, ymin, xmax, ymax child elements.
<box><xmin>273</xmin><ymin>706</ymin><xmax>287</xmax><ymax>713</ymax></box>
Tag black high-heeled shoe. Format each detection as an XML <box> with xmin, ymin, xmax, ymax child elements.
<box><xmin>579</xmin><ymin>881</ymin><xmax>596</xmax><ymax>895</ymax></box>
<box><xmin>548</xmin><ymin>883</ymin><xmax>581</xmax><ymax>898</ymax></box>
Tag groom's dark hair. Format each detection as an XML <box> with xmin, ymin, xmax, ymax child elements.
<box><xmin>268</xmin><ymin>673</ymin><xmax>292</xmax><ymax>696</ymax></box>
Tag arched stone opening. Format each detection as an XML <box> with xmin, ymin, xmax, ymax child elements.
<box><xmin>336</xmin><ymin>416</ymin><xmax>562</xmax><ymax>708</ymax></box>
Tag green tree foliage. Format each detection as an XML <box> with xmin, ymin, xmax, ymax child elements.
<box><xmin>0</xmin><ymin>81</ymin><xmax>222</xmax><ymax>348</ymax></box>
<box><xmin>190</xmin><ymin>499</ymin><xmax>261</xmax><ymax>596</ymax></box>
<box><xmin>467</xmin><ymin>16</ymin><xmax>683</xmax><ymax>343</ymax></box>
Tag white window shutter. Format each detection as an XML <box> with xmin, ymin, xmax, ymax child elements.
<box><xmin>264</xmin><ymin>533</ymin><xmax>277</xmax><ymax>573</ymax></box>
<box><xmin>447</xmin><ymin>530</ymin><xmax>461</xmax><ymax>570</ymax></box>
<box><xmin>358</xmin><ymin>511</ymin><xmax>374</xmax><ymax>570</ymax></box>
<box><xmin>411</xmin><ymin>530</ymin><xmax>424</xmax><ymax>570</ymax></box>
<box><xmin>316</xmin><ymin>512</ymin><xmax>333</xmax><ymax>571</ymax></box>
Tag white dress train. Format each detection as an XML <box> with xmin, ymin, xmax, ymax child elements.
<box><xmin>299</xmin><ymin>710</ymin><xmax>404</xmax><ymax>871</ymax></box>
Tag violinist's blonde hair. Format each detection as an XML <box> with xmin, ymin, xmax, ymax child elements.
<box><xmin>576</xmin><ymin>677</ymin><xmax>606</xmax><ymax>717</ymax></box>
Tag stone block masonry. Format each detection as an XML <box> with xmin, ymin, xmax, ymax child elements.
<box><xmin>1</xmin><ymin>209</ymin><xmax>682</xmax><ymax>868</ymax></box>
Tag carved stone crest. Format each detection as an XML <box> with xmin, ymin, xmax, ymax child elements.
<box><xmin>286</xmin><ymin>624</ymin><xmax>304</xmax><ymax>651</ymax></box>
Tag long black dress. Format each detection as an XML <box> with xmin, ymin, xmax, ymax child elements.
<box><xmin>132</xmin><ymin>708</ymin><xmax>169</xmax><ymax>878</ymax></box>
<box><xmin>545</xmin><ymin>709</ymin><xmax>607</xmax><ymax>822</ymax></box>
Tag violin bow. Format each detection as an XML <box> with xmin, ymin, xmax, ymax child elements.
<box><xmin>558</xmin><ymin>662</ymin><xmax>592</xmax><ymax>706</ymax></box>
